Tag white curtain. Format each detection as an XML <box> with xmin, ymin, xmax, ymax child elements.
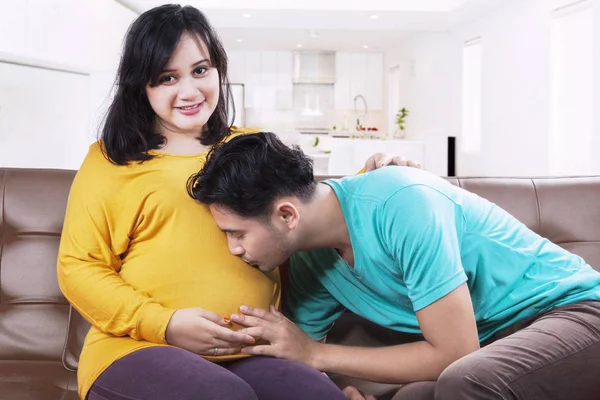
<box><xmin>550</xmin><ymin>0</ymin><xmax>593</xmax><ymax>175</ymax></box>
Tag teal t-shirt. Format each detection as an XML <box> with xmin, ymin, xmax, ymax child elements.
<box><xmin>285</xmin><ymin>167</ymin><xmax>600</xmax><ymax>342</ymax></box>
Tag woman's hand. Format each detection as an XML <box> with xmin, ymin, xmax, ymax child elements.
<box><xmin>165</xmin><ymin>308</ymin><xmax>256</xmax><ymax>356</ymax></box>
<box><xmin>342</xmin><ymin>386</ymin><xmax>376</xmax><ymax>400</ymax></box>
<box><xmin>363</xmin><ymin>153</ymin><xmax>422</xmax><ymax>172</ymax></box>
<box><xmin>232</xmin><ymin>305</ymin><xmax>319</xmax><ymax>367</ymax></box>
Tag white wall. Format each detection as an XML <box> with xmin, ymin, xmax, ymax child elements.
<box><xmin>388</xmin><ymin>0</ymin><xmax>599</xmax><ymax>177</ymax></box>
<box><xmin>453</xmin><ymin>0</ymin><xmax>552</xmax><ymax>176</ymax></box>
<box><xmin>0</xmin><ymin>0</ymin><xmax>135</xmax><ymax>70</ymax></box>
<box><xmin>0</xmin><ymin>0</ymin><xmax>136</xmax><ymax>169</ymax></box>
<box><xmin>386</xmin><ymin>34</ymin><xmax>459</xmax><ymax>177</ymax></box>
<box><xmin>0</xmin><ymin>62</ymin><xmax>91</xmax><ymax>169</ymax></box>
<box><xmin>594</xmin><ymin>0</ymin><xmax>600</xmax><ymax>173</ymax></box>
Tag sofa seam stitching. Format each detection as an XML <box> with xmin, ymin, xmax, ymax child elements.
<box><xmin>59</xmin><ymin>385</ymin><xmax>68</xmax><ymax>400</ymax></box>
<box><xmin>531</xmin><ymin>178</ymin><xmax>541</xmax><ymax>232</ymax></box>
<box><xmin>61</xmin><ymin>305</ymin><xmax>78</xmax><ymax>372</ymax></box>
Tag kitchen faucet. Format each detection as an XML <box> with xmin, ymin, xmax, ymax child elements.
<box><xmin>353</xmin><ymin>94</ymin><xmax>368</xmax><ymax>132</ymax></box>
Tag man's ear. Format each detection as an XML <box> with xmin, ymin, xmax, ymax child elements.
<box><xmin>274</xmin><ymin>201</ymin><xmax>300</xmax><ymax>230</ymax></box>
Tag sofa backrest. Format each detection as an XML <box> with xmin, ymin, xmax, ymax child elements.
<box><xmin>1</xmin><ymin>168</ymin><xmax>599</xmax><ymax>365</ymax></box>
<box><xmin>448</xmin><ymin>176</ymin><xmax>600</xmax><ymax>270</ymax></box>
<box><xmin>0</xmin><ymin>168</ymin><xmax>76</xmax><ymax>363</ymax></box>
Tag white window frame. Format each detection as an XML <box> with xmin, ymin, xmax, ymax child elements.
<box><xmin>461</xmin><ymin>37</ymin><xmax>482</xmax><ymax>155</ymax></box>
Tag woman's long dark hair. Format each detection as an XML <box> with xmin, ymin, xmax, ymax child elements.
<box><xmin>101</xmin><ymin>4</ymin><xmax>234</xmax><ymax>165</ymax></box>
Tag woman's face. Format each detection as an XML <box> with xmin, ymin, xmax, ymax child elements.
<box><xmin>146</xmin><ymin>33</ymin><xmax>220</xmax><ymax>137</ymax></box>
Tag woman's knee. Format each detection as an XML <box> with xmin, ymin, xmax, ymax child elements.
<box><xmin>183</xmin><ymin>360</ymin><xmax>258</xmax><ymax>400</ymax></box>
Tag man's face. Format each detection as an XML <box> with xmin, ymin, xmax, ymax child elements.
<box><xmin>210</xmin><ymin>205</ymin><xmax>292</xmax><ymax>272</ymax></box>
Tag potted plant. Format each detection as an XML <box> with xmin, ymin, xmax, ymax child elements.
<box><xmin>394</xmin><ymin>107</ymin><xmax>409</xmax><ymax>139</ymax></box>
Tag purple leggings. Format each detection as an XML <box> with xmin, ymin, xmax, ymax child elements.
<box><xmin>87</xmin><ymin>346</ymin><xmax>346</xmax><ymax>400</ymax></box>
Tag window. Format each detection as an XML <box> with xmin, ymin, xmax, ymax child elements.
<box><xmin>550</xmin><ymin>0</ymin><xmax>593</xmax><ymax>175</ymax></box>
<box><xmin>461</xmin><ymin>37</ymin><xmax>482</xmax><ymax>154</ymax></box>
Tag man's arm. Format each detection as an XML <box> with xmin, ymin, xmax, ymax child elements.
<box><xmin>311</xmin><ymin>186</ymin><xmax>479</xmax><ymax>382</ymax></box>
<box><xmin>309</xmin><ymin>283</ymin><xmax>479</xmax><ymax>382</ymax></box>
<box><xmin>235</xmin><ymin>283</ymin><xmax>478</xmax><ymax>383</ymax></box>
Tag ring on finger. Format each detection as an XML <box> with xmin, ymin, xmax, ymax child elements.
<box><xmin>213</xmin><ymin>347</ymin><xmax>218</xmax><ymax>356</ymax></box>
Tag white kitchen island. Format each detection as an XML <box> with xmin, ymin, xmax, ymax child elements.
<box><xmin>303</xmin><ymin>136</ymin><xmax>425</xmax><ymax>176</ymax></box>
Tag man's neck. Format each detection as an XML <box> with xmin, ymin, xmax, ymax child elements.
<box><xmin>298</xmin><ymin>183</ymin><xmax>352</xmax><ymax>254</ymax></box>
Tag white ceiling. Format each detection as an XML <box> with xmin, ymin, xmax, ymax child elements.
<box><xmin>219</xmin><ymin>29</ymin><xmax>424</xmax><ymax>52</ymax></box>
<box><xmin>118</xmin><ymin>0</ymin><xmax>506</xmax><ymax>51</ymax></box>
<box><xmin>123</xmin><ymin>0</ymin><xmax>472</xmax><ymax>12</ymax></box>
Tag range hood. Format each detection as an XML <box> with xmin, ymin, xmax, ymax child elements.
<box><xmin>293</xmin><ymin>51</ymin><xmax>336</xmax><ymax>84</ymax></box>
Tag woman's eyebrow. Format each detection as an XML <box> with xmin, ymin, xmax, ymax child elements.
<box><xmin>162</xmin><ymin>59</ymin><xmax>210</xmax><ymax>73</ymax></box>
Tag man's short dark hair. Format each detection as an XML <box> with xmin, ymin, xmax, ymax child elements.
<box><xmin>188</xmin><ymin>132</ymin><xmax>316</xmax><ymax>218</ymax></box>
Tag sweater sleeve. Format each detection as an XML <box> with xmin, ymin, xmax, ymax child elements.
<box><xmin>57</xmin><ymin>144</ymin><xmax>176</xmax><ymax>343</ymax></box>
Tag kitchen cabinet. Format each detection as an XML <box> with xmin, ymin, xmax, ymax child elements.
<box><xmin>366</xmin><ymin>53</ymin><xmax>383</xmax><ymax>110</ymax></box>
<box><xmin>243</xmin><ymin>51</ymin><xmax>261</xmax><ymax>109</ymax></box>
<box><xmin>334</xmin><ymin>52</ymin><xmax>383</xmax><ymax>111</ymax></box>
<box><xmin>275</xmin><ymin>51</ymin><xmax>293</xmax><ymax>109</ymax></box>
<box><xmin>350</xmin><ymin>53</ymin><xmax>367</xmax><ymax>105</ymax></box>
<box><xmin>227</xmin><ymin>50</ymin><xmax>245</xmax><ymax>84</ymax></box>
<box><xmin>334</xmin><ymin>52</ymin><xmax>352</xmax><ymax>110</ymax></box>
<box><xmin>228</xmin><ymin>50</ymin><xmax>293</xmax><ymax>110</ymax></box>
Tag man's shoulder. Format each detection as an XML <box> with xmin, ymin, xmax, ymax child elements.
<box><xmin>328</xmin><ymin>167</ymin><xmax>438</xmax><ymax>204</ymax></box>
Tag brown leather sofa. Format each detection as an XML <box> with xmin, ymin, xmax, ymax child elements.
<box><xmin>1</xmin><ymin>167</ymin><xmax>598</xmax><ymax>400</ymax></box>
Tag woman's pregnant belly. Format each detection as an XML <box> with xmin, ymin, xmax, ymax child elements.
<box><xmin>119</xmin><ymin>246</ymin><xmax>280</xmax><ymax>322</ymax></box>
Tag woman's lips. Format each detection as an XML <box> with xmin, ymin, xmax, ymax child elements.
<box><xmin>176</xmin><ymin>102</ymin><xmax>203</xmax><ymax>116</ymax></box>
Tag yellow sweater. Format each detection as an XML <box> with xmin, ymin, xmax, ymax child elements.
<box><xmin>57</xmin><ymin>137</ymin><xmax>280</xmax><ymax>399</ymax></box>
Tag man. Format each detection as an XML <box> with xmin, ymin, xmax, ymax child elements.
<box><xmin>189</xmin><ymin>132</ymin><xmax>600</xmax><ymax>399</ymax></box>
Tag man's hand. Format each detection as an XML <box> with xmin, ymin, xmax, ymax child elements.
<box><xmin>231</xmin><ymin>305</ymin><xmax>320</xmax><ymax>368</ymax></box>
<box><xmin>363</xmin><ymin>153</ymin><xmax>422</xmax><ymax>172</ymax></box>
